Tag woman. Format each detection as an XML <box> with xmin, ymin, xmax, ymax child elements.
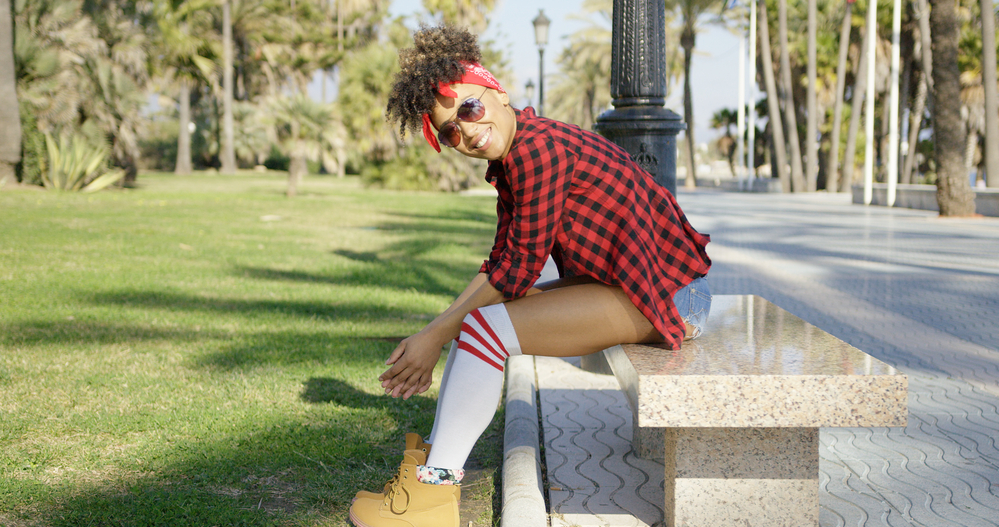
<box><xmin>349</xmin><ymin>25</ymin><xmax>711</xmax><ymax>527</ymax></box>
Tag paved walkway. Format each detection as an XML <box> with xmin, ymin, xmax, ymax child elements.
<box><xmin>502</xmin><ymin>190</ymin><xmax>999</xmax><ymax>527</ymax></box>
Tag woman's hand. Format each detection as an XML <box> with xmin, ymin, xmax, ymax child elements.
<box><xmin>379</xmin><ymin>331</ymin><xmax>444</xmax><ymax>400</ymax></box>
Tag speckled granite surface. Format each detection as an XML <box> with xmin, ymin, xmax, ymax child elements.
<box><xmin>609</xmin><ymin>295</ymin><xmax>908</xmax><ymax>429</ymax></box>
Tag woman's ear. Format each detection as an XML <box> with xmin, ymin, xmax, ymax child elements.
<box><xmin>497</xmin><ymin>91</ymin><xmax>510</xmax><ymax>107</ymax></box>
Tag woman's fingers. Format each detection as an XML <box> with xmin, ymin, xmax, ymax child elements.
<box><xmin>384</xmin><ymin>340</ymin><xmax>407</xmax><ymax>366</ymax></box>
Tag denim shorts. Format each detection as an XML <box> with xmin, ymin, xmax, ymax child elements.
<box><xmin>672</xmin><ymin>276</ymin><xmax>711</xmax><ymax>340</ymax></box>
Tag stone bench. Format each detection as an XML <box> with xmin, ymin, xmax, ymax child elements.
<box><xmin>593</xmin><ymin>295</ymin><xmax>908</xmax><ymax>527</ymax></box>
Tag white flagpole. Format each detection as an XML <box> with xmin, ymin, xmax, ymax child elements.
<box><xmin>738</xmin><ymin>35</ymin><xmax>747</xmax><ymax>185</ymax></box>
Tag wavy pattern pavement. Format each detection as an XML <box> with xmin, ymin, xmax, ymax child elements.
<box><xmin>535</xmin><ymin>357</ymin><xmax>665</xmax><ymax>527</ymax></box>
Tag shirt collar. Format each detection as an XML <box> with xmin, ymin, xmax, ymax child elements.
<box><xmin>485</xmin><ymin>107</ymin><xmax>536</xmax><ymax>185</ymax></box>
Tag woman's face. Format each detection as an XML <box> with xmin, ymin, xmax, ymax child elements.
<box><xmin>429</xmin><ymin>83</ymin><xmax>518</xmax><ymax>161</ymax></box>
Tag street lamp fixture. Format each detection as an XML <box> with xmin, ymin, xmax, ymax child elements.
<box><xmin>532</xmin><ymin>9</ymin><xmax>550</xmax><ymax>116</ymax></box>
<box><xmin>525</xmin><ymin>79</ymin><xmax>535</xmax><ymax>108</ymax></box>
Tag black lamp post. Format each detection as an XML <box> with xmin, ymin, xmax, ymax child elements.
<box><xmin>594</xmin><ymin>0</ymin><xmax>686</xmax><ymax>196</ymax></box>
<box><xmin>532</xmin><ymin>10</ymin><xmax>550</xmax><ymax>116</ymax></box>
<box><xmin>525</xmin><ymin>79</ymin><xmax>535</xmax><ymax>108</ymax></box>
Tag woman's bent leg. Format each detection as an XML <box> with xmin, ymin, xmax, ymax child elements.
<box><xmin>427</xmin><ymin>282</ymin><xmax>661</xmax><ymax>471</ymax></box>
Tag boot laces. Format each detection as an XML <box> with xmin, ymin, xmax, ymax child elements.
<box><xmin>386</xmin><ymin>472</ymin><xmax>412</xmax><ymax>513</ymax></box>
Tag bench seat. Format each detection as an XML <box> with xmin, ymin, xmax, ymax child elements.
<box><xmin>598</xmin><ymin>295</ymin><xmax>908</xmax><ymax>527</ymax></box>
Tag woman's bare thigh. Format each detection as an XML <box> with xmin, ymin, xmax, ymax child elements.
<box><xmin>504</xmin><ymin>282</ymin><xmax>665</xmax><ymax>357</ymax></box>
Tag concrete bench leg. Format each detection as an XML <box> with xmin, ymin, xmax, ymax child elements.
<box><xmin>663</xmin><ymin>427</ymin><xmax>819</xmax><ymax>527</ymax></box>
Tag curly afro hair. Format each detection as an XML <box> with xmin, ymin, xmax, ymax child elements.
<box><xmin>386</xmin><ymin>25</ymin><xmax>482</xmax><ymax>139</ymax></box>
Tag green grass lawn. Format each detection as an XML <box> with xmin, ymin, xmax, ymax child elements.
<box><xmin>0</xmin><ymin>172</ymin><xmax>504</xmax><ymax>526</ymax></box>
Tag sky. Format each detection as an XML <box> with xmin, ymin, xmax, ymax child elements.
<box><xmin>381</xmin><ymin>0</ymin><xmax>751</xmax><ymax>144</ymax></box>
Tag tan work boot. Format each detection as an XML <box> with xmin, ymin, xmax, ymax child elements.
<box><xmin>349</xmin><ymin>450</ymin><xmax>460</xmax><ymax>527</ymax></box>
<box><xmin>354</xmin><ymin>433</ymin><xmax>432</xmax><ymax>502</ymax></box>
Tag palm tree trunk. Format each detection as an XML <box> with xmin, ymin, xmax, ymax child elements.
<box><xmin>175</xmin><ymin>81</ymin><xmax>193</xmax><ymax>175</ymax></box>
<box><xmin>220</xmin><ymin>0</ymin><xmax>237</xmax><ymax>174</ymax></box>
<box><xmin>758</xmin><ymin>0</ymin><xmax>790</xmax><ymax>190</ymax></box>
<box><xmin>981</xmin><ymin>0</ymin><xmax>999</xmax><ymax>187</ymax></box>
<box><xmin>287</xmin><ymin>121</ymin><xmax>303</xmax><ymax>197</ymax></box>
<box><xmin>917</xmin><ymin>0</ymin><xmax>934</xmax><ymax>95</ymax></box>
<box><xmin>0</xmin><ymin>0</ymin><xmax>22</xmax><ymax>186</ymax></box>
<box><xmin>842</xmin><ymin>24</ymin><xmax>871</xmax><ymax>192</ymax></box>
<box><xmin>903</xmin><ymin>0</ymin><xmax>933</xmax><ymax>184</ymax></box>
<box><xmin>806</xmin><ymin>0</ymin><xmax>818</xmax><ymax>191</ymax></box>
<box><xmin>826</xmin><ymin>1</ymin><xmax>854</xmax><ymax>192</ymax></box>
<box><xmin>903</xmin><ymin>71</ymin><xmax>928</xmax><ymax>184</ymax></box>
<box><xmin>929</xmin><ymin>0</ymin><xmax>976</xmax><ymax>215</ymax></box>
<box><xmin>965</xmin><ymin>128</ymin><xmax>979</xmax><ymax>175</ymax></box>
<box><xmin>682</xmin><ymin>24</ymin><xmax>698</xmax><ymax>190</ymax></box>
<box><xmin>778</xmin><ymin>0</ymin><xmax>805</xmax><ymax>192</ymax></box>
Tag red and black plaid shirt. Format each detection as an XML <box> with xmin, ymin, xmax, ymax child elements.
<box><xmin>479</xmin><ymin>108</ymin><xmax>711</xmax><ymax>350</ymax></box>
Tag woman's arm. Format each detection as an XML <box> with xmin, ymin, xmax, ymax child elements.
<box><xmin>380</xmin><ymin>273</ymin><xmax>508</xmax><ymax>399</ymax></box>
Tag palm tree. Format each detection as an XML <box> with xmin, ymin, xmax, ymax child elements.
<box><xmin>903</xmin><ymin>0</ymin><xmax>933</xmax><ymax>184</ymax></box>
<box><xmin>929</xmin><ymin>0</ymin><xmax>975</xmax><ymax>215</ymax></box>
<box><xmin>711</xmin><ymin>108</ymin><xmax>738</xmax><ymax>177</ymax></box>
<box><xmin>221</xmin><ymin>0</ymin><xmax>237</xmax><ymax>173</ymax></box>
<box><xmin>757</xmin><ymin>0</ymin><xmax>790</xmax><ymax>188</ymax></box>
<box><xmin>670</xmin><ymin>0</ymin><xmax>729</xmax><ymax>190</ymax></box>
<box><xmin>270</xmin><ymin>94</ymin><xmax>338</xmax><ymax>197</ymax></box>
<box><xmin>961</xmin><ymin>71</ymin><xmax>986</xmax><ymax>181</ymax></box>
<box><xmin>825</xmin><ymin>0</ymin><xmax>854</xmax><ymax>192</ymax></box>
<box><xmin>548</xmin><ymin>0</ymin><xmax>614</xmax><ymax>129</ymax></box>
<box><xmin>777</xmin><ymin>0</ymin><xmax>805</xmax><ymax>192</ymax></box>
<box><xmin>981</xmin><ymin>0</ymin><xmax>999</xmax><ymax>187</ymax></box>
<box><xmin>152</xmin><ymin>0</ymin><xmax>218</xmax><ymax>175</ymax></box>
<box><xmin>0</xmin><ymin>0</ymin><xmax>21</xmax><ymax>186</ymax></box>
<box><xmin>841</xmin><ymin>21</ymin><xmax>871</xmax><ymax>192</ymax></box>
<box><xmin>423</xmin><ymin>0</ymin><xmax>497</xmax><ymax>33</ymax></box>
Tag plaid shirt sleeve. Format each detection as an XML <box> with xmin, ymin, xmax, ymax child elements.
<box><xmin>484</xmin><ymin>138</ymin><xmax>575</xmax><ymax>299</ymax></box>
<box><xmin>479</xmin><ymin>196</ymin><xmax>512</xmax><ymax>274</ymax></box>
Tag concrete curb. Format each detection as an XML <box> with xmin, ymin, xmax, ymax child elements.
<box><xmin>500</xmin><ymin>355</ymin><xmax>547</xmax><ymax>527</ymax></box>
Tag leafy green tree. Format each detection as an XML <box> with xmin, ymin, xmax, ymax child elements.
<box><xmin>14</xmin><ymin>0</ymin><xmax>148</xmax><ymax>186</ymax></box>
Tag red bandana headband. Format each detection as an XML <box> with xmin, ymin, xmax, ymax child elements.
<box><xmin>421</xmin><ymin>62</ymin><xmax>505</xmax><ymax>152</ymax></box>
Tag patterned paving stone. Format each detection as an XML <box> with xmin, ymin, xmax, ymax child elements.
<box><xmin>536</xmin><ymin>357</ymin><xmax>665</xmax><ymax>527</ymax></box>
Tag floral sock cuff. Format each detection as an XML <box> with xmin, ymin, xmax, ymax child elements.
<box><xmin>416</xmin><ymin>465</ymin><xmax>464</xmax><ymax>486</ymax></box>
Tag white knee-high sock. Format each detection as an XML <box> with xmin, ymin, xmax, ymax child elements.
<box><xmin>425</xmin><ymin>304</ymin><xmax>522</xmax><ymax>471</ymax></box>
<box><xmin>427</xmin><ymin>340</ymin><xmax>458</xmax><ymax>445</ymax></box>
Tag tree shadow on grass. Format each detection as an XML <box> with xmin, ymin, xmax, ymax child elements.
<box><xmin>235</xmin><ymin>257</ymin><xmax>467</xmax><ymax>299</ymax></box>
<box><xmin>14</xmin><ymin>395</ymin><xmax>435</xmax><ymax>527</ymax></box>
<box><xmin>88</xmin><ymin>289</ymin><xmax>419</xmax><ymax>323</ymax></box>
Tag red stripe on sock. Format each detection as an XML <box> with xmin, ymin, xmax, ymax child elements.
<box><xmin>460</xmin><ymin>321</ymin><xmax>509</xmax><ymax>365</ymax></box>
<box><xmin>457</xmin><ymin>339</ymin><xmax>504</xmax><ymax>372</ymax></box>
<box><xmin>469</xmin><ymin>310</ymin><xmax>510</xmax><ymax>360</ymax></box>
